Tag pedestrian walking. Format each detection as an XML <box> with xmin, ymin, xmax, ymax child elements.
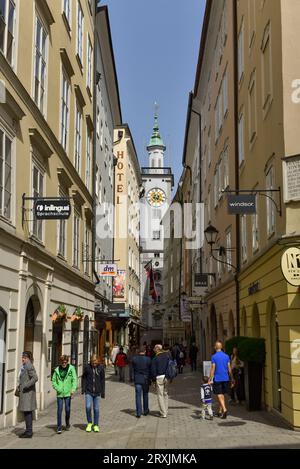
<box><xmin>16</xmin><ymin>351</ymin><xmax>38</xmax><ymax>438</ymax></box>
<box><xmin>189</xmin><ymin>342</ymin><xmax>199</xmax><ymax>372</ymax></box>
<box><xmin>132</xmin><ymin>347</ymin><xmax>151</xmax><ymax>418</ymax></box>
<box><xmin>177</xmin><ymin>344</ymin><xmax>186</xmax><ymax>374</ymax></box>
<box><xmin>52</xmin><ymin>355</ymin><xmax>77</xmax><ymax>433</ymax></box>
<box><xmin>115</xmin><ymin>346</ymin><xmax>127</xmax><ymax>382</ymax></box>
<box><xmin>127</xmin><ymin>345</ymin><xmax>136</xmax><ymax>382</ymax></box>
<box><xmin>111</xmin><ymin>343</ymin><xmax>120</xmax><ymax>375</ymax></box>
<box><xmin>208</xmin><ymin>341</ymin><xmax>233</xmax><ymax>419</ymax></box>
<box><xmin>81</xmin><ymin>354</ymin><xmax>105</xmax><ymax>433</ymax></box>
<box><xmin>104</xmin><ymin>341</ymin><xmax>110</xmax><ymax>367</ymax></box>
<box><xmin>151</xmin><ymin>344</ymin><xmax>170</xmax><ymax>418</ymax></box>
<box><xmin>230</xmin><ymin>346</ymin><xmax>244</xmax><ymax>404</ymax></box>
<box><xmin>200</xmin><ymin>376</ymin><xmax>213</xmax><ymax>420</ymax></box>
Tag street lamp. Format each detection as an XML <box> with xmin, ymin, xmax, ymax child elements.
<box><xmin>204</xmin><ymin>224</ymin><xmax>219</xmax><ymax>250</ymax></box>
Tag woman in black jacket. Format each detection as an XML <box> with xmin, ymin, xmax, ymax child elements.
<box><xmin>81</xmin><ymin>355</ymin><xmax>105</xmax><ymax>433</ymax></box>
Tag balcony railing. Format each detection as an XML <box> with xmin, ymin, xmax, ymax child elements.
<box><xmin>141</xmin><ymin>167</ymin><xmax>173</xmax><ymax>175</ymax></box>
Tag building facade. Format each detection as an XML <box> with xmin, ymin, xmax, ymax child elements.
<box><xmin>112</xmin><ymin>124</ymin><xmax>142</xmax><ymax>346</ymax></box>
<box><xmin>236</xmin><ymin>0</ymin><xmax>300</xmax><ymax>430</ymax></box>
<box><xmin>0</xmin><ymin>0</ymin><xmax>96</xmax><ymax>427</ymax></box>
<box><xmin>94</xmin><ymin>5</ymin><xmax>122</xmax><ymax>360</ymax></box>
<box><xmin>140</xmin><ymin>114</ymin><xmax>174</xmax><ymax>345</ymax></box>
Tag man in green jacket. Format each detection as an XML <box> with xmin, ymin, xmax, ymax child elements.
<box><xmin>52</xmin><ymin>355</ymin><xmax>77</xmax><ymax>434</ymax></box>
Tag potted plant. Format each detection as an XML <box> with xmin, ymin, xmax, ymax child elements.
<box><xmin>71</xmin><ymin>307</ymin><xmax>83</xmax><ymax>322</ymax></box>
<box><xmin>226</xmin><ymin>336</ymin><xmax>265</xmax><ymax>411</ymax></box>
<box><xmin>51</xmin><ymin>304</ymin><xmax>67</xmax><ymax>322</ymax></box>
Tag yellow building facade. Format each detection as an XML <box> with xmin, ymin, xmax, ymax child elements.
<box><xmin>0</xmin><ymin>0</ymin><xmax>96</xmax><ymax>427</ymax></box>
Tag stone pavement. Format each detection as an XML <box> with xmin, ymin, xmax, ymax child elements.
<box><xmin>1</xmin><ymin>367</ymin><xmax>300</xmax><ymax>449</ymax></box>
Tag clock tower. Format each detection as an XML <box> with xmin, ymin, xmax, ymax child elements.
<box><xmin>140</xmin><ymin>110</ymin><xmax>174</xmax><ymax>344</ymax></box>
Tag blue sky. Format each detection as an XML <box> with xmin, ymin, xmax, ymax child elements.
<box><xmin>100</xmin><ymin>0</ymin><xmax>205</xmax><ymax>187</ymax></box>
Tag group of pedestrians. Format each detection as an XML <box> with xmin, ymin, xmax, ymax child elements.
<box><xmin>15</xmin><ymin>340</ymin><xmax>242</xmax><ymax>437</ymax></box>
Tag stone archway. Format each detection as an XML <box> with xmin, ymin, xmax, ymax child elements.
<box><xmin>0</xmin><ymin>307</ymin><xmax>7</xmax><ymax>414</ymax></box>
<box><xmin>219</xmin><ymin>314</ymin><xmax>225</xmax><ymax>344</ymax></box>
<box><xmin>241</xmin><ymin>307</ymin><xmax>247</xmax><ymax>336</ymax></box>
<box><xmin>266</xmin><ymin>298</ymin><xmax>281</xmax><ymax>412</ymax></box>
<box><xmin>228</xmin><ymin>310</ymin><xmax>235</xmax><ymax>338</ymax></box>
<box><xmin>252</xmin><ymin>303</ymin><xmax>261</xmax><ymax>338</ymax></box>
<box><xmin>210</xmin><ymin>304</ymin><xmax>217</xmax><ymax>347</ymax></box>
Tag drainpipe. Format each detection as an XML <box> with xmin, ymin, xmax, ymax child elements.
<box><xmin>233</xmin><ymin>0</ymin><xmax>240</xmax><ymax>336</ymax></box>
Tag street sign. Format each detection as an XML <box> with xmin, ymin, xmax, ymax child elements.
<box><xmin>99</xmin><ymin>263</ymin><xmax>118</xmax><ymax>277</ymax></box>
<box><xmin>227</xmin><ymin>194</ymin><xmax>256</xmax><ymax>214</ymax></box>
<box><xmin>281</xmin><ymin>247</ymin><xmax>300</xmax><ymax>286</ymax></box>
<box><xmin>180</xmin><ymin>296</ymin><xmax>191</xmax><ymax>322</ymax></box>
<box><xmin>34</xmin><ymin>198</ymin><xmax>71</xmax><ymax>220</ymax></box>
<box><xmin>194</xmin><ymin>273</ymin><xmax>208</xmax><ymax>288</ymax></box>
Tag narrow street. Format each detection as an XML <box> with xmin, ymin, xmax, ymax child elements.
<box><xmin>1</xmin><ymin>368</ymin><xmax>300</xmax><ymax>450</ymax></box>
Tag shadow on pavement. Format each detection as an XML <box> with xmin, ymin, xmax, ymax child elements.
<box><xmin>45</xmin><ymin>425</ymin><xmax>59</xmax><ymax>433</ymax></box>
<box><xmin>217</xmin><ymin>421</ymin><xmax>247</xmax><ymax>427</ymax></box>
<box><xmin>73</xmin><ymin>424</ymin><xmax>87</xmax><ymax>431</ymax></box>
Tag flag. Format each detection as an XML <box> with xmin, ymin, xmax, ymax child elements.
<box><xmin>144</xmin><ymin>261</ymin><xmax>157</xmax><ymax>300</ymax></box>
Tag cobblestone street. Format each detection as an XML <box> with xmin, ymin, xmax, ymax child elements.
<box><xmin>1</xmin><ymin>368</ymin><xmax>300</xmax><ymax>449</ymax></box>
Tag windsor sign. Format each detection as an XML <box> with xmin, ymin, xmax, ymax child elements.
<box><xmin>34</xmin><ymin>199</ymin><xmax>71</xmax><ymax>220</ymax></box>
<box><xmin>281</xmin><ymin>247</ymin><xmax>300</xmax><ymax>286</ymax></box>
<box><xmin>227</xmin><ymin>194</ymin><xmax>256</xmax><ymax>214</ymax></box>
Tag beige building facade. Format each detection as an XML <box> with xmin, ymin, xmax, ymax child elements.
<box><xmin>0</xmin><ymin>0</ymin><xmax>96</xmax><ymax>427</ymax></box>
<box><xmin>112</xmin><ymin>125</ymin><xmax>142</xmax><ymax>346</ymax></box>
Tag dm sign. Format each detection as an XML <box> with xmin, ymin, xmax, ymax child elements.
<box><xmin>99</xmin><ymin>263</ymin><xmax>118</xmax><ymax>277</ymax></box>
<box><xmin>35</xmin><ymin>199</ymin><xmax>71</xmax><ymax>220</ymax></box>
<box><xmin>281</xmin><ymin>247</ymin><xmax>300</xmax><ymax>286</ymax></box>
<box><xmin>227</xmin><ymin>194</ymin><xmax>256</xmax><ymax>214</ymax></box>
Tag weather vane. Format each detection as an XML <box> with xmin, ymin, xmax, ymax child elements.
<box><xmin>154</xmin><ymin>101</ymin><xmax>159</xmax><ymax>117</ymax></box>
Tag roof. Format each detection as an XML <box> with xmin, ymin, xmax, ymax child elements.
<box><xmin>147</xmin><ymin>113</ymin><xmax>166</xmax><ymax>150</ymax></box>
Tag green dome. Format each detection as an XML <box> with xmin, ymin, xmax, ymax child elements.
<box><xmin>147</xmin><ymin>114</ymin><xmax>166</xmax><ymax>150</ymax></box>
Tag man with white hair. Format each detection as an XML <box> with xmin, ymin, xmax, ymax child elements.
<box><xmin>151</xmin><ymin>344</ymin><xmax>170</xmax><ymax>418</ymax></box>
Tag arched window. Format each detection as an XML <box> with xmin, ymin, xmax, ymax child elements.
<box><xmin>0</xmin><ymin>308</ymin><xmax>7</xmax><ymax>414</ymax></box>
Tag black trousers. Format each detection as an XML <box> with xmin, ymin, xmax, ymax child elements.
<box><xmin>24</xmin><ymin>411</ymin><xmax>33</xmax><ymax>435</ymax></box>
<box><xmin>191</xmin><ymin>358</ymin><xmax>197</xmax><ymax>371</ymax></box>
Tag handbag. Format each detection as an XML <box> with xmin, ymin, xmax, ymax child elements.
<box><xmin>15</xmin><ymin>385</ymin><xmax>20</xmax><ymax>397</ymax></box>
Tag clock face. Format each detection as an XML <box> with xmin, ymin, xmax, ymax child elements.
<box><xmin>146</xmin><ymin>188</ymin><xmax>166</xmax><ymax>207</ymax></box>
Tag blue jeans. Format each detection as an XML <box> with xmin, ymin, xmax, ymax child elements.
<box><xmin>85</xmin><ymin>394</ymin><xmax>100</xmax><ymax>426</ymax></box>
<box><xmin>135</xmin><ymin>384</ymin><xmax>149</xmax><ymax>417</ymax></box>
<box><xmin>57</xmin><ymin>397</ymin><xmax>71</xmax><ymax>430</ymax></box>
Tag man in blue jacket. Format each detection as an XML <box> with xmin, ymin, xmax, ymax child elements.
<box><xmin>132</xmin><ymin>347</ymin><xmax>151</xmax><ymax>418</ymax></box>
<box><xmin>151</xmin><ymin>344</ymin><xmax>170</xmax><ymax>418</ymax></box>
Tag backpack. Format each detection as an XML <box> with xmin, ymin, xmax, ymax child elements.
<box><xmin>179</xmin><ymin>351</ymin><xmax>184</xmax><ymax>359</ymax></box>
<box><xmin>165</xmin><ymin>358</ymin><xmax>178</xmax><ymax>380</ymax></box>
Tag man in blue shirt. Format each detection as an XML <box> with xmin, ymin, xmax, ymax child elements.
<box><xmin>208</xmin><ymin>341</ymin><xmax>233</xmax><ymax>419</ymax></box>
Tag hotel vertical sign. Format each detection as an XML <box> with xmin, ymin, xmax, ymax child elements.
<box><xmin>116</xmin><ymin>151</ymin><xmax>125</xmax><ymax>205</ymax></box>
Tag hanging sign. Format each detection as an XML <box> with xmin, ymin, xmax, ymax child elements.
<box><xmin>180</xmin><ymin>296</ymin><xmax>191</xmax><ymax>322</ymax></box>
<box><xmin>227</xmin><ymin>194</ymin><xmax>256</xmax><ymax>214</ymax></box>
<box><xmin>281</xmin><ymin>247</ymin><xmax>300</xmax><ymax>286</ymax></box>
<box><xmin>282</xmin><ymin>155</ymin><xmax>300</xmax><ymax>202</ymax></box>
<box><xmin>194</xmin><ymin>273</ymin><xmax>208</xmax><ymax>288</ymax></box>
<box><xmin>34</xmin><ymin>199</ymin><xmax>71</xmax><ymax>220</ymax></box>
<box><xmin>99</xmin><ymin>264</ymin><xmax>118</xmax><ymax>277</ymax></box>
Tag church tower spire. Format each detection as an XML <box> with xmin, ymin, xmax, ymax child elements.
<box><xmin>147</xmin><ymin>104</ymin><xmax>166</xmax><ymax>168</ymax></box>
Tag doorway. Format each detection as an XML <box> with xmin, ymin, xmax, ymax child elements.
<box><xmin>51</xmin><ymin>321</ymin><xmax>63</xmax><ymax>375</ymax></box>
<box><xmin>71</xmin><ymin>321</ymin><xmax>79</xmax><ymax>372</ymax></box>
<box><xmin>24</xmin><ymin>299</ymin><xmax>35</xmax><ymax>354</ymax></box>
<box><xmin>270</xmin><ymin>301</ymin><xmax>281</xmax><ymax>412</ymax></box>
<box><xmin>0</xmin><ymin>308</ymin><xmax>6</xmax><ymax>414</ymax></box>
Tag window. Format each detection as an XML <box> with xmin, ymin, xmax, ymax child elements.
<box><xmin>214</xmin><ymin>169</ymin><xmax>219</xmax><ymax>207</ymax></box>
<box><xmin>261</xmin><ymin>22</ymin><xmax>272</xmax><ymax>111</ymax></box>
<box><xmin>73</xmin><ymin>212</ymin><xmax>80</xmax><ymax>268</ymax></box>
<box><xmin>248</xmin><ymin>0</ymin><xmax>256</xmax><ymax>49</ymax></box>
<box><xmin>75</xmin><ymin>103</ymin><xmax>82</xmax><ymax>173</ymax></box>
<box><xmin>223</xmin><ymin>143</ymin><xmax>229</xmax><ymax>189</ymax></box>
<box><xmin>207</xmin><ymin>130</ymin><xmax>211</xmax><ymax>167</ymax></box>
<box><xmin>154</xmin><ymin>253</ymin><xmax>160</xmax><ymax>258</ymax></box>
<box><xmin>241</xmin><ymin>214</ymin><xmax>247</xmax><ymax>262</ymax></box>
<box><xmin>32</xmin><ymin>162</ymin><xmax>44</xmax><ymax>240</ymax></box>
<box><xmin>153</xmin><ymin>231</ymin><xmax>160</xmax><ymax>240</ymax></box>
<box><xmin>222</xmin><ymin>68</ymin><xmax>228</xmax><ymax>117</ymax></box>
<box><xmin>248</xmin><ymin>71</ymin><xmax>257</xmax><ymax>144</ymax></box>
<box><xmin>84</xmin><ymin>226</ymin><xmax>91</xmax><ymax>275</ymax></box>
<box><xmin>34</xmin><ymin>16</ymin><xmax>47</xmax><ymax>114</ymax></box>
<box><xmin>58</xmin><ymin>191</ymin><xmax>67</xmax><ymax>257</ymax></box>
<box><xmin>0</xmin><ymin>129</ymin><xmax>12</xmax><ymax>220</ymax></box>
<box><xmin>226</xmin><ymin>230</ymin><xmax>232</xmax><ymax>272</ymax></box>
<box><xmin>86</xmin><ymin>129</ymin><xmax>91</xmax><ymax>191</ymax></box>
<box><xmin>87</xmin><ymin>35</ymin><xmax>93</xmax><ymax>92</ymax></box>
<box><xmin>0</xmin><ymin>307</ymin><xmax>7</xmax><ymax>413</ymax></box>
<box><xmin>266</xmin><ymin>166</ymin><xmax>275</xmax><ymax>236</ymax></box>
<box><xmin>238</xmin><ymin>20</ymin><xmax>244</xmax><ymax>82</ymax></box>
<box><xmin>238</xmin><ymin>111</ymin><xmax>245</xmax><ymax>165</ymax></box>
<box><xmin>218</xmin><ymin>158</ymin><xmax>222</xmax><ymax>196</ymax></box>
<box><xmin>152</xmin><ymin>208</ymin><xmax>162</xmax><ymax>219</ymax></box>
<box><xmin>252</xmin><ymin>207</ymin><xmax>259</xmax><ymax>252</ymax></box>
<box><xmin>96</xmin><ymin>107</ymin><xmax>100</xmax><ymax>139</ymax></box>
<box><xmin>76</xmin><ymin>1</ymin><xmax>84</xmax><ymax>65</ymax></box>
<box><xmin>0</xmin><ymin>0</ymin><xmax>15</xmax><ymax>66</ymax></box>
<box><xmin>207</xmin><ymin>190</ymin><xmax>211</xmax><ymax>223</ymax></box>
<box><xmin>60</xmin><ymin>68</ymin><xmax>70</xmax><ymax>151</ymax></box>
<box><xmin>63</xmin><ymin>0</ymin><xmax>71</xmax><ymax>28</ymax></box>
